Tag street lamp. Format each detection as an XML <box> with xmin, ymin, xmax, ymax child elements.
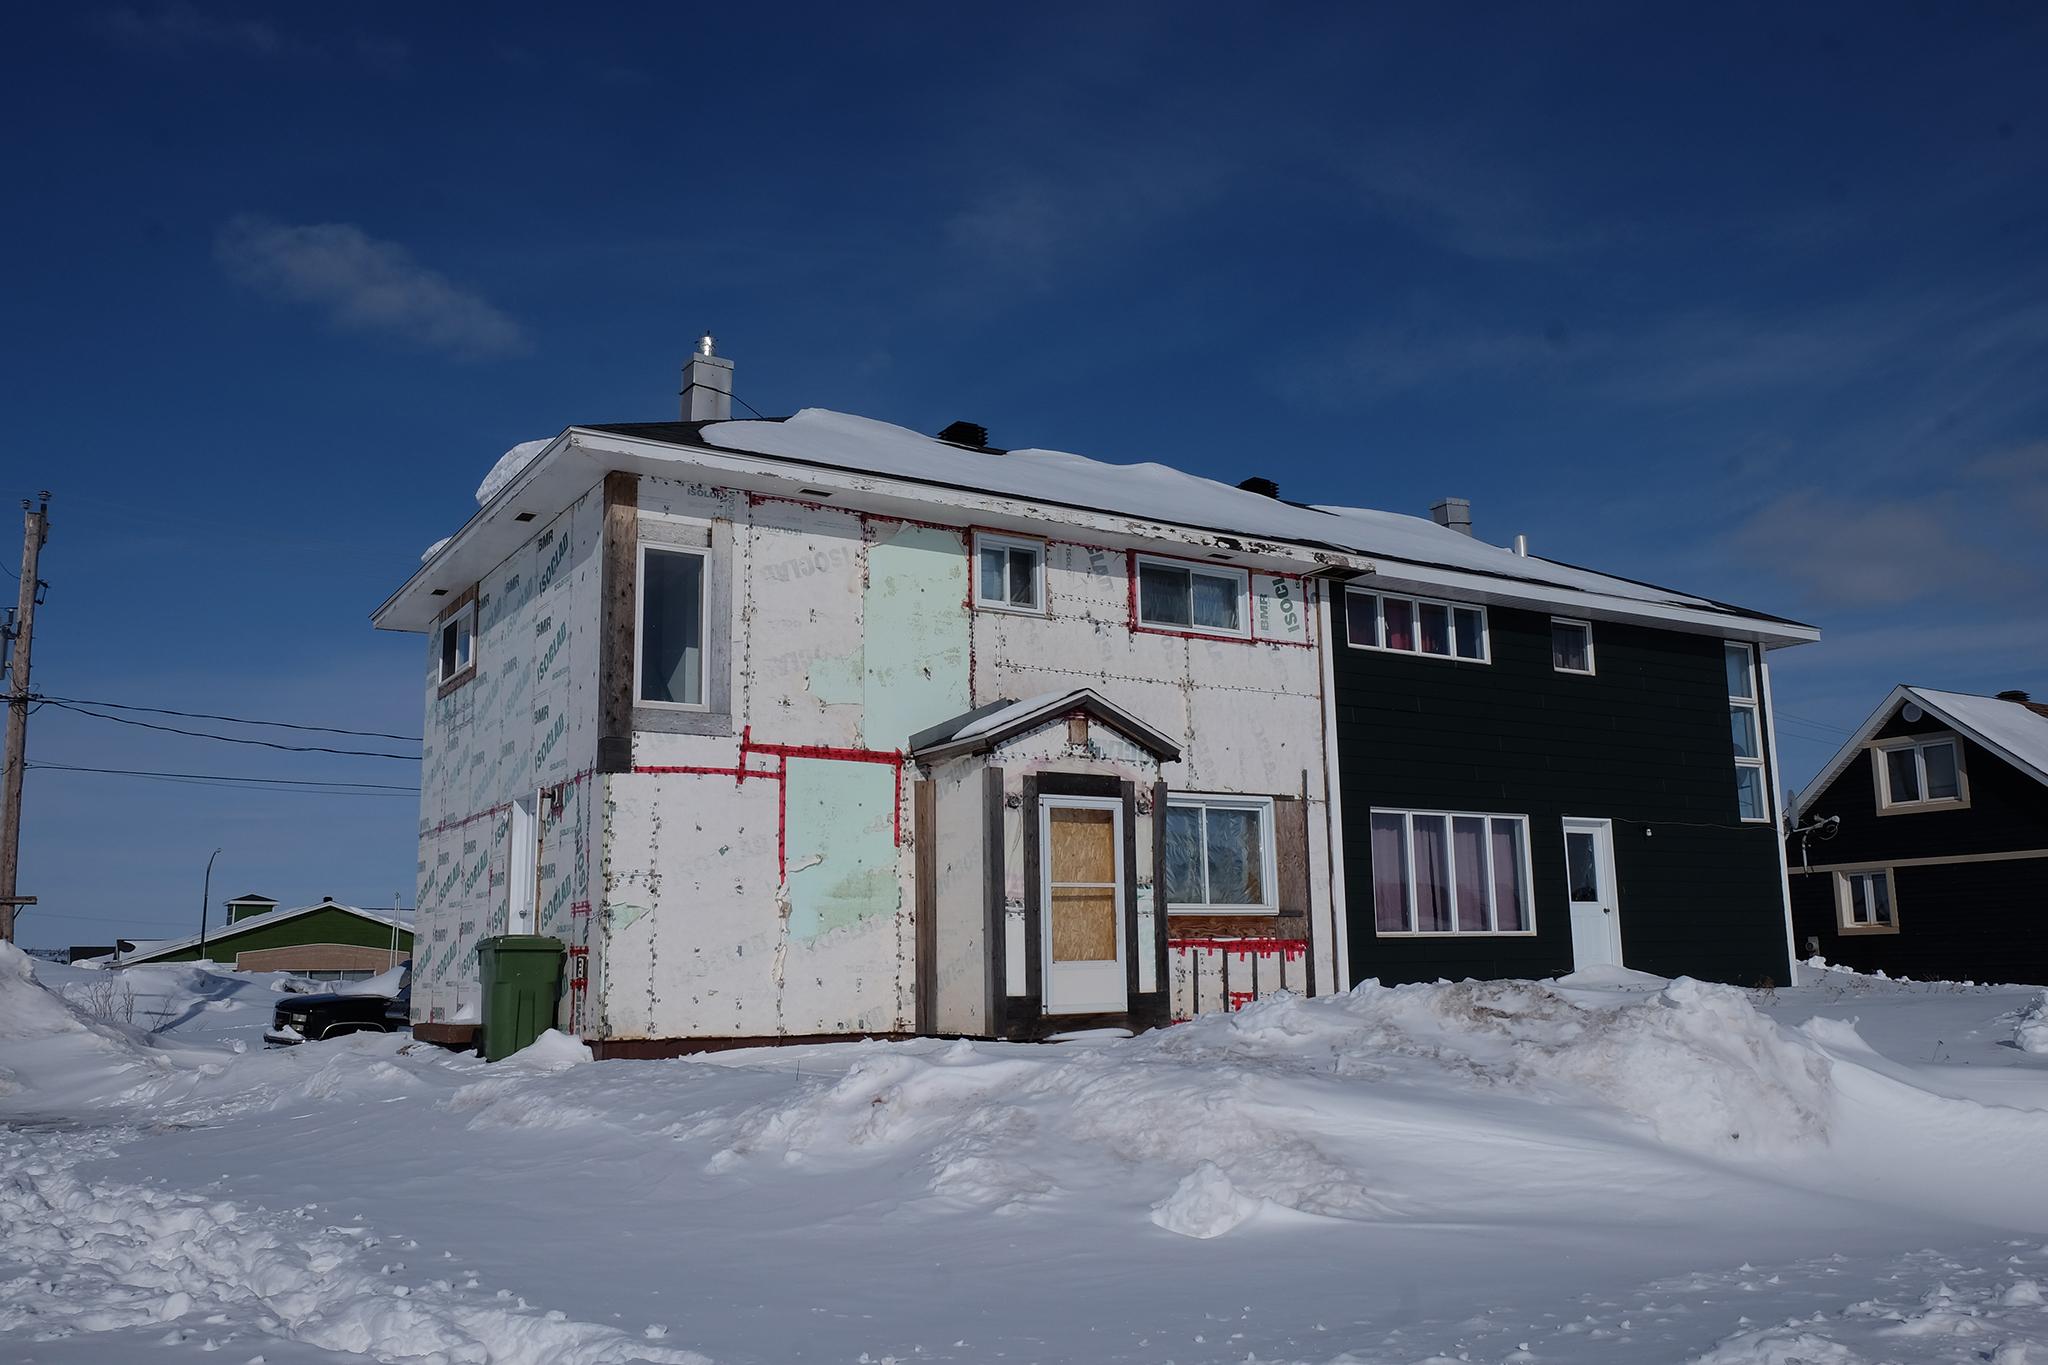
<box><xmin>197</xmin><ymin>847</ymin><xmax>222</xmax><ymax>963</ymax></box>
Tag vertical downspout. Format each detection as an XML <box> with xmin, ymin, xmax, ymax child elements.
<box><xmin>1759</xmin><ymin>651</ymin><xmax>1799</xmax><ymax>988</ymax></box>
<box><xmin>1313</xmin><ymin>578</ymin><xmax>1353</xmax><ymax>992</ymax></box>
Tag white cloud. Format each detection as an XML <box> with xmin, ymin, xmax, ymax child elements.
<box><xmin>1728</xmin><ymin>489</ymin><xmax>2007</xmax><ymax>609</ymax></box>
<box><xmin>215</xmin><ymin>217</ymin><xmax>529</xmax><ymax>360</ymax></box>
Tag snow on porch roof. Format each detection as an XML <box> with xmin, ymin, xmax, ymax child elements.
<box><xmin>909</xmin><ymin>689</ymin><xmax>1182</xmax><ymax>763</ymax></box>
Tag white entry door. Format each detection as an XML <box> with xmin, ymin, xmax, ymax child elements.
<box><xmin>1039</xmin><ymin>796</ymin><xmax>1128</xmax><ymax>1015</ymax></box>
<box><xmin>1562</xmin><ymin>817</ymin><xmax>1622</xmax><ymax>971</ymax></box>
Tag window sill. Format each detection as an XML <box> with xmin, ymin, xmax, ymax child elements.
<box><xmin>1168</xmin><ymin>905</ymin><xmax>1279</xmax><ymax>917</ymax></box>
<box><xmin>436</xmin><ymin>667</ymin><xmax>477</xmax><ymax>699</ymax></box>
<box><xmin>1373</xmin><ymin>929</ymin><xmax>1540</xmax><ymax>938</ymax></box>
<box><xmin>1552</xmin><ymin>666</ymin><xmax>1596</xmax><ymax>677</ymax></box>
<box><xmin>974</xmin><ymin>599</ymin><xmax>1047</xmax><ymax>617</ymax></box>
<box><xmin>1876</xmin><ymin>799</ymin><xmax>1969</xmax><ymax>816</ymax></box>
<box><xmin>1837</xmin><ymin>922</ymin><xmax>1901</xmax><ymax>935</ymax></box>
<box><xmin>1345</xmin><ymin>641</ymin><xmax>1491</xmax><ymax>664</ymax></box>
<box><xmin>1135</xmin><ymin>621</ymin><xmax>1251</xmax><ymax>642</ymax></box>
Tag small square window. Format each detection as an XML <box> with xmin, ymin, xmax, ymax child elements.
<box><xmin>1551</xmin><ymin>619</ymin><xmax>1594</xmax><ymax>674</ymax></box>
<box><xmin>437</xmin><ymin>602</ymin><xmax>476</xmax><ymax>687</ymax></box>
<box><xmin>1136</xmin><ymin>557</ymin><xmax>1247</xmax><ymax>637</ymax></box>
<box><xmin>1166</xmin><ymin>795</ymin><xmax>1276</xmax><ymax>911</ymax></box>
<box><xmin>1836</xmin><ymin>869</ymin><xmax>1898</xmax><ymax>932</ymax></box>
<box><xmin>1875</xmin><ymin>734</ymin><xmax>1968</xmax><ymax>811</ymax></box>
<box><xmin>973</xmin><ymin>533</ymin><xmax>1045</xmax><ymax>614</ymax></box>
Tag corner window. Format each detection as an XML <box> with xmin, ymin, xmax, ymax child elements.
<box><xmin>1165</xmin><ymin>795</ymin><xmax>1276</xmax><ymax>911</ymax></box>
<box><xmin>1726</xmin><ymin>642</ymin><xmax>1768</xmax><ymax>822</ymax></box>
<box><xmin>436</xmin><ymin>601</ymin><xmax>476</xmax><ymax>688</ymax></box>
<box><xmin>1344</xmin><ymin>587</ymin><xmax>1488</xmax><ymax>662</ymax></box>
<box><xmin>1551</xmin><ymin>618</ymin><xmax>1594</xmax><ymax>675</ymax></box>
<box><xmin>1835</xmin><ymin>868</ymin><xmax>1898</xmax><ymax>933</ymax></box>
<box><xmin>974</xmin><ymin>532</ymin><xmax>1045</xmax><ymax>614</ymax></box>
<box><xmin>1368</xmin><ymin>809</ymin><xmax>1532</xmax><ymax>935</ymax></box>
<box><xmin>637</xmin><ymin>545</ymin><xmax>707</xmax><ymax>708</ymax></box>
<box><xmin>1875</xmin><ymin>735</ymin><xmax>1966</xmax><ymax>811</ymax></box>
<box><xmin>1137</xmin><ymin>557</ymin><xmax>1248</xmax><ymax>637</ymax></box>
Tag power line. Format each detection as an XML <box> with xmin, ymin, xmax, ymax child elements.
<box><xmin>28</xmin><ymin>761</ymin><xmax>418</xmax><ymax>792</ymax></box>
<box><xmin>39</xmin><ymin>700</ymin><xmax>417</xmax><ymax>760</ymax></box>
<box><xmin>32</xmin><ymin>694</ymin><xmax>421</xmax><ymax>743</ymax></box>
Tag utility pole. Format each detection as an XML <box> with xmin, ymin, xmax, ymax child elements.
<box><xmin>0</xmin><ymin>493</ymin><xmax>50</xmax><ymax>944</ymax></box>
<box><xmin>197</xmin><ymin>847</ymin><xmax>222</xmax><ymax>962</ymax></box>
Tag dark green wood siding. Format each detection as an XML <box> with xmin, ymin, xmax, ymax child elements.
<box><xmin>1334</xmin><ymin>596</ymin><xmax>1792</xmax><ymax>986</ymax></box>
<box><xmin>153</xmin><ymin>907</ymin><xmax>413</xmax><ymax>963</ymax></box>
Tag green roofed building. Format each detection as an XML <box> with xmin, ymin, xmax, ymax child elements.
<box><xmin>117</xmin><ymin>897</ymin><xmax>413</xmax><ymax>980</ymax></box>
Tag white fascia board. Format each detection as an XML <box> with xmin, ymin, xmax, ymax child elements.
<box><xmin>374</xmin><ymin>426</ymin><xmax>1821</xmax><ymax>646</ymax></box>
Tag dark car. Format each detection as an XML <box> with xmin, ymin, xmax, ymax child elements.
<box><xmin>265</xmin><ymin>964</ymin><xmax>411</xmax><ymax>1045</ymax></box>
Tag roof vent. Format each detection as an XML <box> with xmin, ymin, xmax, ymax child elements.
<box><xmin>1237</xmin><ymin>476</ymin><xmax>1280</xmax><ymax>499</ymax></box>
<box><xmin>1430</xmin><ymin>496</ymin><xmax>1473</xmax><ymax>536</ymax></box>
<box><xmin>1997</xmin><ymin>689</ymin><xmax>2033</xmax><ymax>703</ymax></box>
<box><xmin>937</xmin><ymin>420</ymin><xmax>990</xmax><ymax>449</ymax></box>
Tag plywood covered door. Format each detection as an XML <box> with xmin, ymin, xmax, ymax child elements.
<box><xmin>1039</xmin><ymin>796</ymin><xmax>1127</xmax><ymax>1015</ymax></box>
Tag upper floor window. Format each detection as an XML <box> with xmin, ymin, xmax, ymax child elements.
<box><xmin>638</xmin><ymin>544</ymin><xmax>707</xmax><ymax>708</ymax></box>
<box><xmin>1136</xmin><ymin>556</ymin><xmax>1248</xmax><ymax>637</ymax></box>
<box><xmin>1165</xmin><ymin>794</ymin><xmax>1276</xmax><ymax>912</ymax></box>
<box><xmin>1551</xmin><ymin>618</ymin><xmax>1594</xmax><ymax>675</ymax></box>
<box><xmin>436</xmin><ymin>598</ymin><xmax>476</xmax><ymax>689</ymax></box>
<box><xmin>1875</xmin><ymin>734</ymin><xmax>1966</xmax><ymax>811</ymax></box>
<box><xmin>1725</xmin><ymin>642</ymin><xmax>1768</xmax><ymax>822</ymax></box>
<box><xmin>974</xmin><ymin>532</ymin><xmax>1045</xmax><ymax>614</ymax></box>
<box><xmin>1344</xmin><ymin>588</ymin><xmax>1488</xmax><ymax>662</ymax></box>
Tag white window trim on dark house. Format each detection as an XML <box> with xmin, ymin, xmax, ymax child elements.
<box><xmin>1367</xmin><ymin>808</ymin><xmax>1536</xmax><ymax>936</ymax></box>
<box><xmin>1134</xmin><ymin>554</ymin><xmax>1250</xmax><ymax>639</ymax></box>
<box><xmin>972</xmin><ymin>531</ymin><xmax>1046</xmax><ymax>615</ymax></box>
<box><xmin>1551</xmin><ymin>617</ymin><xmax>1595</xmax><ymax>675</ymax></box>
<box><xmin>1726</xmin><ymin>642</ymin><xmax>1769</xmax><ymax>823</ymax></box>
<box><xmin>1833</xmin><ymin>866</ymin><xmax>1899</xmax><ymax>933</ymax></box>
<box><xmin>1343</xmin><ymin>586</ymin><xmax>1490</xmax><ymax>663</ymax></box>
<box><xmin>1871</xmin><ymin>733</ymin><xmax>1970</xmax><ymax>814</ymax></box>
<box><xmin>436</xmin><ymin>596</ymin><xmax>477</xmax><ymax>691</ymax></box>
<box><xmin>635</xmin><ymin>541</ymin><xmax>711</xmax><ymax>712</ymax></box>
<box><xmin>1164</xmin><ymin>793</ymin><xmax>1278</xmax><ymax>913</ymax></box>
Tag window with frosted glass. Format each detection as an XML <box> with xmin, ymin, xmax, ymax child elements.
<box><xmin>1137</xmin><ymin>559</ymin><xmax>1246</xmax><ymax>636</ymax></box>
<box><xmin>1725</xmin><ymin>642</ymin><xmax>1768</xmax><ymax>821</ymax></box>
<box><xmin>1164</xmin><ymin>796</ymin><xmax>1273</xmax><ymax>910</ymax></box>
<box><xmin>639</xmin><ymin>546</ymin><xmax>706</xmax><ymax>706</ymax></box>
<box><xmin>1344</xmin><ymin>587</ymin><xmax>1488</xmax><ymax>663</ymax></box>
<box><xmin>1369</xmin><ymin>809</ymin><xmax>1534</xmax><ymax>934</ymax></box>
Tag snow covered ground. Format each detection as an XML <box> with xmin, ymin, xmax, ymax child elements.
<box><xmin>5</xmin><ymin>946</ymin><xmax>2048</xmax><ymax>1364</ymax></box>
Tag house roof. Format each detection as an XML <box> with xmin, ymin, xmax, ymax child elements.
<box><xmin>224</xmin><ymin>892</ymin><xmax>278</xmax><ymax>904</ymax></box>
<box><xmin>377</xmin><ymin>407</ymin><xmax>1818</xmax><ymax>647</ymax></box>
<box><xmin>909</xmin><ymin>688</ymin><xmax>1183</xmax><ymax>763</ymax></box>
<box><xmin>116</xmin><ymin>899</ymin><xmax>416</xmax><ymax>965</ymax></box>
<box><xmin>1791</xmin><ymin>686</ymin><xmax>2048</xmax><ymax>820</ymax></box>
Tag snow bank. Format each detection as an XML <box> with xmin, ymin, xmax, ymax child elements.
<box><xmin>476</xmin><ymin>437</ymin><xmax>551</xmax><ymax>505</ymax></box>
<box><xmin>0</xmin><ymin>942</ymin><xmax>165</xmax><ymax>1108</ymax></box>
<box><xmin>503</xmin><ymin>1027</ymin><xmax>594</xmax><ymax>1070</ymax></box>
<box><xmin>2018</xmin><ymin>993</ymin><xmax>2048</xmax><ymax>1054</ymax></box>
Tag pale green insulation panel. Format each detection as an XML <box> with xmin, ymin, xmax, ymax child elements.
<box><xmin>783</xmin><ymin>758</ymin><xmax>900</xmax><ymax>942</ymax></box>
<box><xmin>861</xmin><ymin>523</ymin><xmax>969</xmax><ymax>750</ymax></box>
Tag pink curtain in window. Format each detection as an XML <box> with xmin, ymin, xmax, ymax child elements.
<box><xmin>1384</xmin><ymin>599</ymin><xmax>1414</xmax><ymax>651</ymax></box>
<box><xmin>1371</xmin><ymin>813</ymin><xmax>1408</xmax><ymax>932</ymax></box>
<box><xmin>1412</xmin><ymin>815</ymin><xmax>1451</xmax><ymax>932</ymax></box>
<box><xmin>1453</xmin><ymin>817</ymin><xmax>1488</xmax><ymax>931</ymax></box>
<box><xmin>1491</xmin><ymin>820</ymin><xmax>1528</xmax><ymax>931</ymax></box>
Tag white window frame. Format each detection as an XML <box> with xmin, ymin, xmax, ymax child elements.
<box><xmin>1550</xmin><ymin>617</ymin><xmax>1595</xmax><ymax>676</ymax></box>
<box><xmin>634</xmin><ymin>542</ymin><xmax>711</xmax><ymax>712</ymax></box>
<box><xmin>1342</xmin><ymin>586</ymin><xmax>1490</xmax><ymax>663</ymax></box>
<box><xmin>1368</xmin><ymin>807</ymin><xmax>1537</xmax><ymax>936</ymax></box>
<box><xmin>1833</xmin><ymin>866</ymin><xmax>1900</xmax><ymax>934</ymax></box>
<box><xmin>1872</xmin><ymin>733</ymin><xmax>1970</xmax><ymax>813</ymax></box>
<box><xmin>1134</xmin><ymin>555</ymin><xmax>1251</xmax><ymax>639</ymax></box>
<box><xmin>972</xmin><ymin>531</ymin><xmax>1046</xmax><ymax>615</ymax></box>
<box><xmin>1164</xmin><ymin>793</ymin><xmax>1278</xmax><ymax>913</ymax></box>
<box><xmin>436</xmin><ymin>600</ymin><xmax>477</xmax><ymax>687</ymax></box>
<box><xmin>1726</xmin><ymin>642</ymin><xmax>1769</xmax><ymax>823</ymax></box>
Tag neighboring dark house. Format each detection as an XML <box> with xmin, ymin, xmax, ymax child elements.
<box><xmin>113</xmin><ymin>897</ymin><xmax>415</xmax><ymax>980</ymax></box>
<box><xmin>1335</xmin><ymin>593</ymin><xmax>1802</xmax><ymax>988</ymax></box>
<box><xmin>1787</xmin><ymin>687</ymin><xmax>2048</xmax><ymax>985</ymax></box>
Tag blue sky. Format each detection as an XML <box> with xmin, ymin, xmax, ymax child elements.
<box><xmin>4</xmin><ymin>3</ymin><xmax>2044</xmax><ymax>951</ymax></box>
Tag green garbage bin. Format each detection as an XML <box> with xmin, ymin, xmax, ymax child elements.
<box><xmin>475</xmin><ymin>934</ymin><xmax>566</xmax><ymax>1062</ymax></box>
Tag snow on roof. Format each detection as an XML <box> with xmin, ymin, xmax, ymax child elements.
<box><xmin>1793</xmin><ymin>686</ymin><xmax>2048</xmax><ymax>818</ymax></box>
<box><xmin>691</xmin><ymin>410</ymin><xmax>1784</xmax><ymax>620</ymax></box>
<box><xmin>117</xmin><ymin>900</ymin><xmax>415</xmax><ymax>965</ymax></box>
<box><xmin>909</xmin><ymin>687</ymin><xmax>1182</xmax><ymax>761</ymax></box>
<box><xmin>474</xmin><ymin>438</ymin><xmax>553</xmax><ymax>506</ymax></box>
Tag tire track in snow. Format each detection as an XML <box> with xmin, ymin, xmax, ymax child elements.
<box><xmin>0</xmin><ymin>1128</ymin><xmax>711</xmax><ymax>1364</ymax></box>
